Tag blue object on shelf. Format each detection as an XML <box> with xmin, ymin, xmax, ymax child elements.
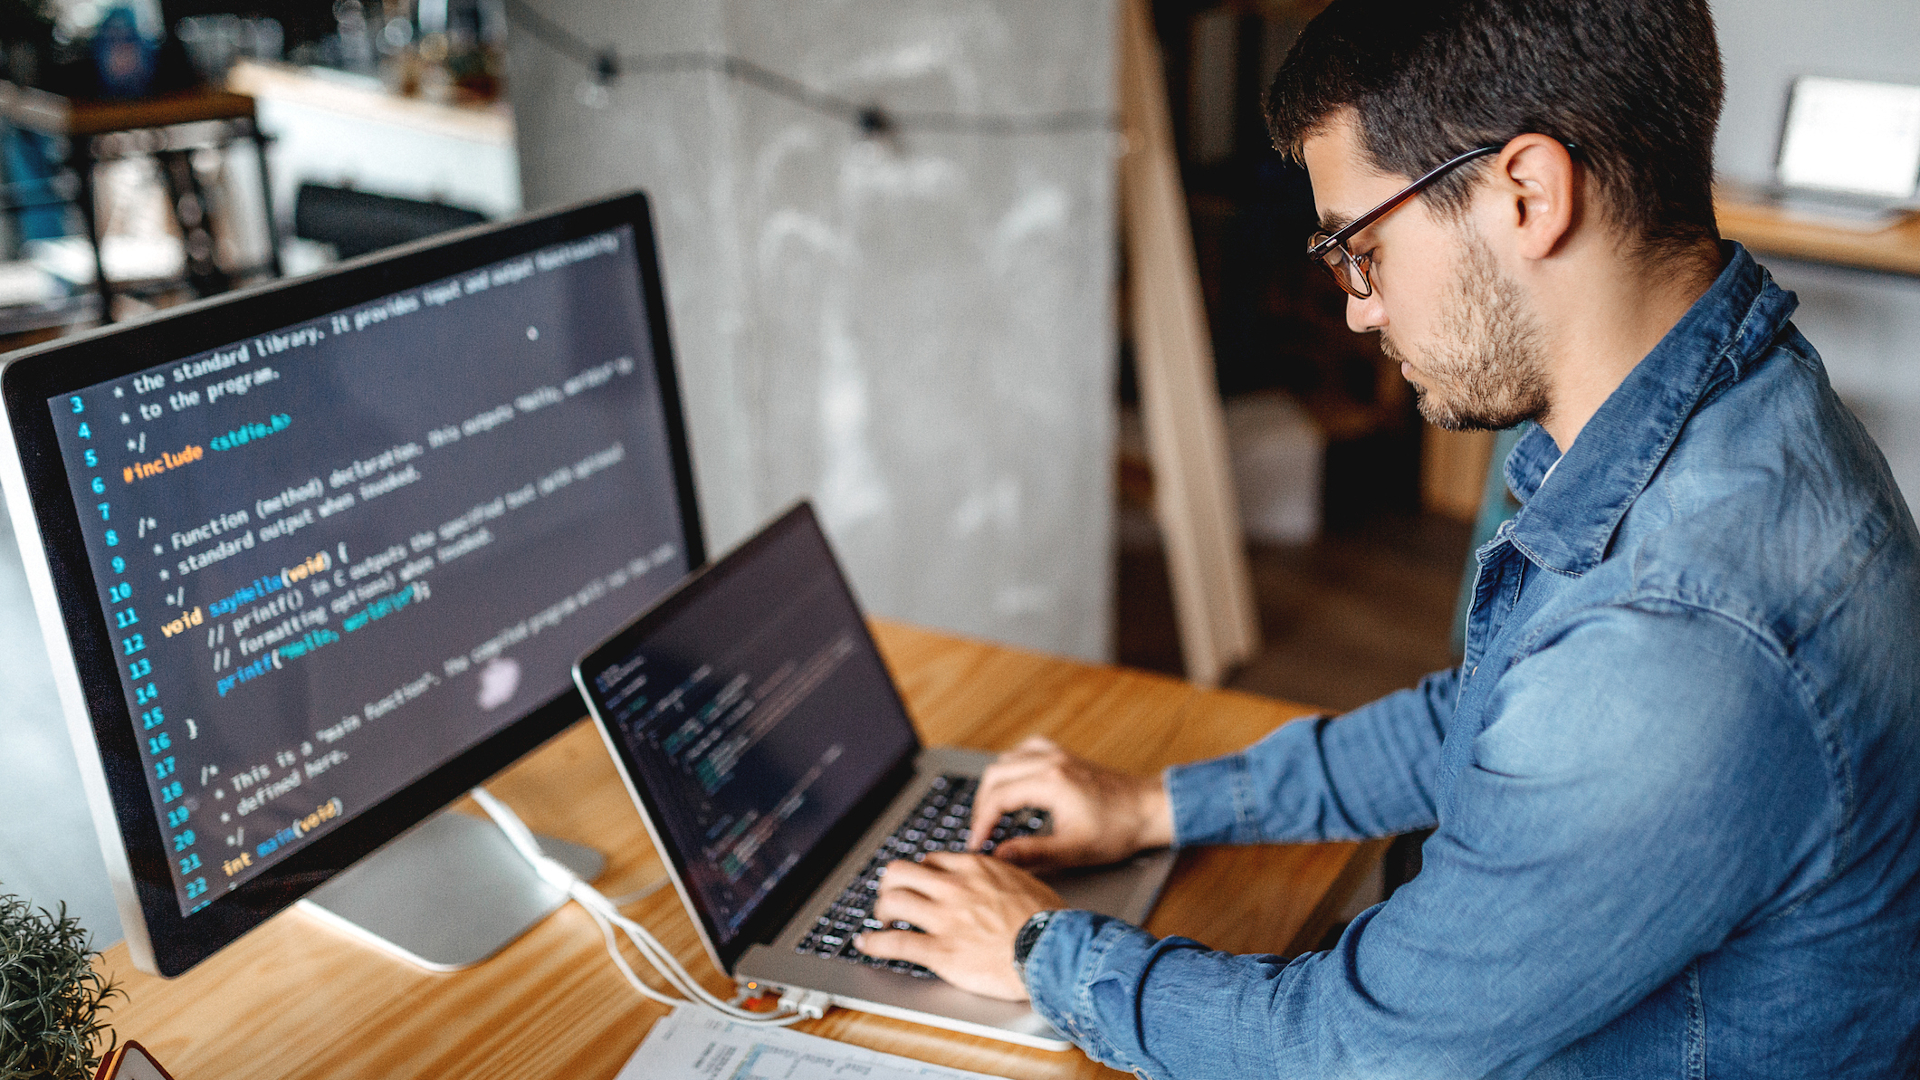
<box><xmin>1</xmin><ymin>127</ymin><xmax>70</xmax><ymax>242</ymax></box>
<box><xmin>92</xmin><ymin>7</ymin><xmax>159</xmax><ymax>100</ymax></box>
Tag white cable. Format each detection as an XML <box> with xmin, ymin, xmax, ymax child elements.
<box><xmin>471</xmin><ymin>787</ymin><xmax>787</xmax><ymax>1018</ymax></box>
<box><xmin>470</xmin><ymin>787</ymin><xmax>819</xmax><ymax>1025</ymax></box>
<box><xmin>581</xmin><ymin>890</ymin><xmax>683</xmax><ymax>1008</ymax></box>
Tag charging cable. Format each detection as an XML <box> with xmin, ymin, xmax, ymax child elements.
<box><xmin>470</xmin><ymin>786</ymin><xmax>830</xmax><ymax>1025</ymax></box>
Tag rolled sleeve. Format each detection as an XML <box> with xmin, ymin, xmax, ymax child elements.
<box><xmin>1167</xmin><ymin>667</ymin><xmax>1458</xmax><ymax>847</ymax></box>
<box><xmin>1025</xmin><ymin>908</ymin><xmax>1312</xmax><ymax>1079</ymax></box>
<box><xmin>1022</xmin><ymin>908</ymin><xmax>1200</xmax><ymax>1074</ymax></box>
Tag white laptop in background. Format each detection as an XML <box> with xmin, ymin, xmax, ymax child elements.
<box><xmin>1768</xmin><ymin>75</ymin><xmax>1920</xmax><ymax>226</ymax></box>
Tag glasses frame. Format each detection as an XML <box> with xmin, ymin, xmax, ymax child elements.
<box><xmin>1306</xmin><ymin>139</ymin><xmax>1579</xmax><ymax>299</ymax></box>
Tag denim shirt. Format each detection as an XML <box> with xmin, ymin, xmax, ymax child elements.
<box><xmin>1023</xmin><ymin>246</ymin><xmax>1920</xmax><ymax>1079</ymax></box>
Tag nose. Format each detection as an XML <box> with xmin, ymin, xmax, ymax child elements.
<box><xmin>1346</xmin><ymin>290</ymin><xmax>1387</xmax><ymax>335</ymax></box>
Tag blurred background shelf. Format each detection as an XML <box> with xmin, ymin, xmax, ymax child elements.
<box><xmin>0</xmin><ymin>79</ymin><xmax>280</xmax><ymax>320</ymax></box>
<box><xmin>1715</xmin><ymin>193</ymin><xmax>1920</xmax><ymax>278</ymax></box>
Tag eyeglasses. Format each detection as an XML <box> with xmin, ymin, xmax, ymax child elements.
<box><xmin>1305</xmin><ymin>140</ymin><xmax>1578</xmax><ymax>299</ymax></box>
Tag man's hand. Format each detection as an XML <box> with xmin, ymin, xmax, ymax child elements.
<box><xmin>966</xmin><ymin>736</ymin><xmax>1173</xmax><ymax>869</ymax></box>
<box><xmin>855</xmin><ymin>852</ymin><xmax>1063</xmax><ymax>1001</ymax></box>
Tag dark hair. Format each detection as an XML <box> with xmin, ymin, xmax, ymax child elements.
<box><xmin>1266</xmin><ymin>0</ymin><xmax>1724</xmax><ymax>257</ymax></box>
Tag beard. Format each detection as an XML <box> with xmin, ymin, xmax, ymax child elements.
<box><xmin>1380</xmin><ymin>229</ymin><xmax>1550</xmax><ymax>432</ymax></box>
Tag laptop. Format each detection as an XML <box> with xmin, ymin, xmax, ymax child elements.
<box><xmin>573</xmin><ymin>502</ymin><xmax>1176</xmax><ymax>1050</ymax></box>
<box><xmin>1764</xmin><ymin>75</ymin><xmax>1920</xmax><ymax>226</ymax></box>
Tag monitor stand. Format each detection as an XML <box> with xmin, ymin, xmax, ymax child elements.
<box><xmin>298</xmin><ymin>807</ymin><xmax>604</xmax><ymax>971</ymax></box>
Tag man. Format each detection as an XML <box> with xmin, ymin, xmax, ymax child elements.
<box><xmin>855</xmin><ymin>0</ymin><xmax>1920</xmax><ymax>1075</ymax></box>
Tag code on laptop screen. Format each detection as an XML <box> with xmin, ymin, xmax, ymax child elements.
<box><xmin>587</xmin><ymin>510</ymin><xmax>916</xmax><ymax>944</ymax></box>
<box><xmin>46</xmin><ymin>226</ymin><xmax>693</xmax><ymax>916</ymax></box>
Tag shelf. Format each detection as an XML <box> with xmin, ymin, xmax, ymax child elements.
<box><xmin>0</xmin><ymin>82</ymin><xmax>255</xmax><ymax>137</ymax></box>
<box><xmin>1716</xmin><ymin>193</ymin><xmax>1920</xmax><ymax>278</ymax></box>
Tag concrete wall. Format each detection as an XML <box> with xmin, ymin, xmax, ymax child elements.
<box><xmin>1713</xmin><ymin>0</ymin><xmax>1920</xmax><ymax>513</ymax></box>
<box><xmin>507</xmin><ymin>0</ymin><xmax>1120</xmax><ymax>661</ymax></box>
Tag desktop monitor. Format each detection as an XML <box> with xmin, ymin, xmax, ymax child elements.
<box><xmin>0</xmin><ymin>191</ymin><xmax>704</xmax><ymax>976</ymax></box>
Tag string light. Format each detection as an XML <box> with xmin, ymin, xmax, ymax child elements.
<box><xmin>502</xmin><ymin>0</ymin><xmax>1117</xmax><ymax>137</ymax></box>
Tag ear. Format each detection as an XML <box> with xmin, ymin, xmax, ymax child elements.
<box><xmin>1486</xmin><ymin>134</ymin><xmax>1578</xmax><ymax>261</ymax></box>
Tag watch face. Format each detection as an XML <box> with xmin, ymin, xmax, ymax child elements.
<box><xmin>1014</xmin><ymin>909</ymin><xmax>1054</xmax><ymax>968</ymax></box>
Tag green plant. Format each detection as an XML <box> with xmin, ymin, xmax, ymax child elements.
<box><xmin>0</xmin><ymin>894</ymin><xmax>119</xmax><ymax>1080</ymax></box>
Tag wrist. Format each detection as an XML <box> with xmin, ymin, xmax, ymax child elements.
<box><xmin>1135</xmin><ymin>775</ymin><xmax>1174</xmax><ymax>849</ymax></box>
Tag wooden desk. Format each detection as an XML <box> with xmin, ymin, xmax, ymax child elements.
<box><xmin>93</xmin><ymin>621</ymin><xmax>1381</xmax><ymax>1079</ymax></box>
<box><xmin>1716</xmin><ymin>195</ymin><xmax>1920</xmax><ymax>278</ymax></box>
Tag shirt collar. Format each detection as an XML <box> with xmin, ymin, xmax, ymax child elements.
<box><xmin>1499</xmin><ymin>243</ymin><xmax>1798</xmax><ymax>576</ymax></box>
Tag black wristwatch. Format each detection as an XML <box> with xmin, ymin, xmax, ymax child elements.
<box><xmin>1013</xmin><ymin>910</ymin><xmax>1056</xmax><ymax>977</ymax></box>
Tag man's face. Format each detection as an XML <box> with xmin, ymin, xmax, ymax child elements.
<box><xmin>1301</xmin><ymin>115</ymin><xmax>1551</xmax><ymax>432</ymax></box>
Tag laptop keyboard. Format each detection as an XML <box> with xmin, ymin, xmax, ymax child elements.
<box><xmin>794</xmin><ymin>774</ymin><xmax>1049</xmax><ymax>977</ymax></box>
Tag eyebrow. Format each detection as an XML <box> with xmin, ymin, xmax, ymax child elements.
<box><xmin>1317</xmin><ymin>211</ymin><xmax>1356</xmax><ymax>236</ymax></box>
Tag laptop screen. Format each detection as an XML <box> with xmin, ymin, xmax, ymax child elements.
<box><xmin>1777</xmin><ymin>76</ymin><xmax>1920</xmax><ymax>199</ymax></box>
<box><xmin>578</xmin><ymin>504</ymin><xmax>918</xmax><ymax>958</ymax></box>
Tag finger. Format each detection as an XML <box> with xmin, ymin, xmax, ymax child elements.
<box><xmin>973</xmin><ymin>753</ymin><xmax>1060</xmax><ymax>796</ymax></box>
<box><xmin>917</xmin><ymin>850</ymin><xmax>988</xmax><ymax>873</ymax></box>
<box><xmin>966</xmin><ymin>774</ymin><xmax>1060</xmax><ymax>850</ymax></box>
<box><xmin>871</xmin><ymin>887</ymin><xmax>944</xmax><ymax>929</ymax></box>
<box><xmin>1010</xmin><ymin>734</ymin><xmax>1059</xmax><ymax>755</ymax></box>
<box><xmin>985</xmin><ymin>736</ymin><xmax>1055</xmax><ymax>767</ymax></box>
<box><xmin>986</xmin><ymin>833</ymin><xmax>1056</xmax><ymax>867</ymax></box>
<box><xmin>982</xmin><ymin>739</ymin><xmax>1059</xmax><ymax>776</ymax></box>
<box><xmin>916</xmin><ymin>850</ymin><xmax>1022</xmax><ymax>884</ymax></box>
<box><xmin>854</xmin><ymin>928</ymin><xmax>937</xmax><ymax>965</ymax></box>
<box><xmin>971</xmin><ymin>765</ymin><xmax>1057</xmax><ymax>822</ymax></box>
<box><xmin>875</xmin><ymin>858</ymin><xmax>957</xmax><ymax>899</ymax></box>
<box><xmin>981</xmin><ymin>737</ymin><xmax>1064</xmax><ymax>778</ymax></box>
<box><xmin>993</xmin><ymin>828</ymin><xmax>1090</xmax><ymax>868</ymax></box>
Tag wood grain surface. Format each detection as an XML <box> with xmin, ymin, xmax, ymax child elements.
<box><xmin>91</xmin><ymin>620</ymin><xmax>1379</xmax><ymax>1079</ymax></box>
<box><xmin>1717</xmin><ymin>195</ymin><xmax>1920</xmax><ymax>278</ymax></box>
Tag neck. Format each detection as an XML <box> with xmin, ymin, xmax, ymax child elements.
<box><xmin>1534</xmin><ymin>240</ymin><xmax>1723</xmax><ymax>451</ymax></box>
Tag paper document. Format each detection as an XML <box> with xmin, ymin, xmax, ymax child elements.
<box><xmin>618</xmin><ymin>1006</ymin><xmax>1014</xmax><ymax>1080</ymax></box>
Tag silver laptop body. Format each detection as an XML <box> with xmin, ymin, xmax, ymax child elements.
<box><xmin>575</xmin><ymin>502</ymin><xmax>1175</xmax><ymax>1051</ymax></box>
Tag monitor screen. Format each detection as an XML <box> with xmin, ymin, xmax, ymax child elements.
<box><xmin>578</xmin><ymin>504</ymin><xmax>918</xmax><ymax>966</ymax></box>
<box><xmin>0</xmin><ymin>193</ymin><xmax>704</xmax><ymax>975</ymax></box>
